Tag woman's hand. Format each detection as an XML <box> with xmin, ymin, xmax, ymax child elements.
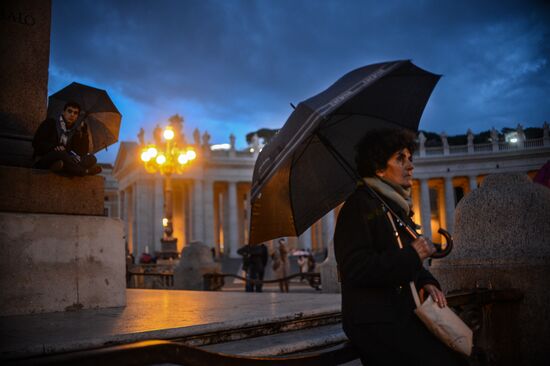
<box><xmin>411</xmin><ymin>236</ymin><xmax>435</xmax><ymax>260</ymax></box>
<box><xmin>423</xmin><ymin>284</ymin><xmax>447</xmax><ymax>308</ymax></box>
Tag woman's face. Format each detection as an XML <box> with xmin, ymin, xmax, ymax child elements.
<box><xmin>376</xmin><ymin>148</ymin><xmax>414</xmax><ymax>188</ymax></box>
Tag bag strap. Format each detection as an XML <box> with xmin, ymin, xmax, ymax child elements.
<box><xmin>385</xmin><ymin>210</ymin><xmax>422</xmax><ymax>308</ymax></box>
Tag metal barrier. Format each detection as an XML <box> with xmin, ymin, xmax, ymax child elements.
<box><xmin>203</xmin><ymin>272</ymin><xmax>322</xmax><ymax>291</ymax></box>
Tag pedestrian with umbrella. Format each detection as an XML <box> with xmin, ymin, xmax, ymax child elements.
<box><xmin>334</xmin><ymin>128</ymin><xmax>466</xmax><ymax>365</ymax></box>
<box><xmin>248</xmin><ymin>61</ymin><xmax>465</xmax><ymax>364</ymax></box>
<box><xmin>32</xmin><ymin>100</ymin><xmax>102</xmax><ymax>176</ymax></box>
<box><xmin>32</xmin><ymin>82</ymin><xmax>122</xmax><ymax>176</ymax></box>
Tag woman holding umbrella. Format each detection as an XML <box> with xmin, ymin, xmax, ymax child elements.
<box><xmin>334</xmin><ymin>128</ymin><xmax>467</xmax><ymax>365</ymax></box>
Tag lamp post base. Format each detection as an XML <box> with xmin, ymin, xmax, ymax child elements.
<box><xmin>159</xmin><ymin>237</ymin><xmax>179</xmax><ymax>259</ymax></box>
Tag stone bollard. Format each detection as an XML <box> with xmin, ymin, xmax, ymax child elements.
<box><xmin>431</xmin><ymin>173</ymin><xmax>550</xmax><ymax>365</ymax></box>
<box><xmin>318</xmin><ymin>240</ymin><xmax>341</xmax><ymax>293</ymax></box>
<box><xmin>173</xmin><ymin>241</ymin><xmax>221</xmax><ymax>290</ymax></box>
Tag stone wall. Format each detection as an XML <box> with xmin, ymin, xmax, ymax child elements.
<box><xmin>431</xmin><ymin>173</ymin><xmax>550</xmax><ymax>365</ymax></box>
<box><xmin>0</xmin><ymin>213</ymin><xmax>126</xmax><ymax>316</ymax></box>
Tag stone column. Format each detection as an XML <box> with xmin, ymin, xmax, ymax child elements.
<box><xmin>227</xmin><ymin>181</ymin><xmax>239</xmax><ymax>257</ymax></box>
<box><xmin>192</xmin><ymin>179</ymin><xmax>205</xmax><ymax>242</ymax></box>
<box><xmin>298</xmin><ymin>227</ymin><xmax>312</xmax><ymax>250</ymax></box>
<box><xmin>543</xmin><ymin>122</ymin><xmax>549</xmax><ymax>146</ymax></box>
<box><xmin>0</xmin><ymin>0</ymin><xmax>52</xmax><ymax>167</ymax></box>
<box><xmin>419</xmin><ymin>178</ymin><xmax>432</xmax><ymax>241</ymax></box>
<box><xmin>243</xmin><ymin>189</ymin><xmax>251</xmax><ymax>244</ymax></box>
<box><xmin>321</xmin><ymin>210</ymin><xmax>335</xmax><ymax>252</ymax></box>
<box><xmin>203</xmin><ymin>180</ymin><xmax>215</xmax><ymax>249</ymax></box>
<box><xmin>134</xmin><ymin>179</ymin><xmax>154</xmax><ymax>256</ymax></box>
<box><xmin>468</xmin><ymin>175</ymin><xmax>478</xmax><ymax>192</ymax></box>
<box><xmin>153</xmin><ymin>176</ymin><xmax>164</xmax><ymax>253</ymax></box>
<box><xmin>443</xmin><ymin>176</ymin><xmax>455</xmax><ymax>234</ymax></box>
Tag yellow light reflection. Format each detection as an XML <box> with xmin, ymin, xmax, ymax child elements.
<box><xmin>162</xmin><ymin>218</ymin><xmax>168</xmax><ymax>227</ymax></box>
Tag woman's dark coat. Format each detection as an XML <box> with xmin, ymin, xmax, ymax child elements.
<box><xmin>334</xmin><ymin>185</ymin><xmax>464</xmax><ymax>366</ymax></box>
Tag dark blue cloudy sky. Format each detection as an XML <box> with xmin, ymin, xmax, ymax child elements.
<box><xmin>48</xmin><ymin>0</ymin><xmax>550</xmax><ymax>163</ymax></box>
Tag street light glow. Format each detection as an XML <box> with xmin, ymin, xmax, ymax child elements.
<box><xmin>186</xmin><ymin>149</ymin><xmax>197</xmax><ymax>160</ymax></box>
<box><xmin>147</xmin><ymin>146</ymin><xmax>158</xmax><ymax>157</ymax></box>
<box><xmin>156</xmin><ymin>154</ymin><xmax>166</xmax><ymax>164</ymax></box>
<box><xmin>140</xmin><ymin>151</ymin><xmax>151</xmax><ymax>162</ymax></box>
<box><xmin>163</xmin><ymin>127</ymin><xmax>175</xmax><ymax>140</ymax></box>
<box><xmin>178</xmin><ymin>153</ymin><xmax>188</xmax><ymax>165</ymax></box>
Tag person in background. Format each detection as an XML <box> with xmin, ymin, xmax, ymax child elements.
<box><xmin>238</xmin><ymin>243</ymin><xmax>268</xmax><ymax>292</ymax></box>
<box><xmin>297</xmin><ymin>255</ymin><xmax>307</xmax><ymax>281</ymax></box>
<box><xmin>272</xmin><ymin>239</ymin><xmax>289</xmax><ymax>292</ymax></box>
<box><xmin>32</xmin><ymin>101</ymin><xmax>102</xmax><ymax>176</ymax></box>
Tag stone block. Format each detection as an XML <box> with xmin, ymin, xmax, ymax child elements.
<box><xmin>0</xmin><ymin>212</ymin><xmax>126</xmax><ymax>315</ymax></box>
<box><xmin>318</xmin><ymin>240</ymin><xmax>341</xmax><ymax>293</ymax></box>
<box><xmin>432</xmin><ymin>173</ymin><xmax>550</xmax><ymax>365</ymax></box>
<box><xmin>173</xmin><ymin>241</ymin><xmax>220</xmax><ymax>290</ymax></box>
<box><xmin>0</xmin><ymin>165</ymin><xmax>104</xmax><ymax>216</ymax></box>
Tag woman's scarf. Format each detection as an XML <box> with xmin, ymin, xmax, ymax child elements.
<box><xmin>363</xmin><ymin>176</ymin><xmax>413</xmax><ymax>216</ymax></box>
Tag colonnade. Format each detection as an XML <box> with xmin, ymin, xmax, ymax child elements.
<box><xmin>113</xmin><ymin>123</ymin><xmax>549</xmax><ymax>259</ymax></box>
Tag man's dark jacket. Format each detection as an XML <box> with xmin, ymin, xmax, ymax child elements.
<box><xmin>238</xmin><ymin>244</ymin><xmax>268</xmax><ymax>272</ymax></box>
<box><xmin>334</xmin><ymin>185</ymin><xmax>462</xmax><ymax>365</ymax></box>
<box><xmin>32</xmin><ymin>118</ymin><xmax>90</xmax><ymax>158</ymax></box>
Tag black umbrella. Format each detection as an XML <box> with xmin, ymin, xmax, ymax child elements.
<box><xmin>47</xmin><ymin>82</ymin><xmax>122</xmax><ymax>153</ymax></box>
<box><xmin>249</xmin><ymin>60</ymin><xmax>443</xmax><ymax>250</ymax></box>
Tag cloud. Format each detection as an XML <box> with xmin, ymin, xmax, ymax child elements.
<box><xmin>49</xmin><ymin>0</ymin><xmax>550</xmax><ymax>159</ymax></box>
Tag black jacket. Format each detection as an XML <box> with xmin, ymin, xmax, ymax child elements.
<box><xmin>32</xmin><ymin>118</ymin><xmax>90</xmax><ymax>158</ymax></box>
<box><xmin>334</xmin><ymin>185</ymin><xmax>454</xmax><ymax>364</ymax></box>
<box><xmin>237</xmin><ymin>244</ymin><xmax>268</xmax><ymax>272</ymax></box>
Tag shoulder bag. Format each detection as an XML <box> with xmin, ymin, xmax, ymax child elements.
<box><xmin>386</xmin><ymin>210</ymin><xmax>473</xmax><ymax>356</ymax></box>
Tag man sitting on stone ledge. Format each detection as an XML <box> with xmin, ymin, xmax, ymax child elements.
<box><xmin>32</xmin><ymin>101</ymin><xmax>102</xmax><ymax>176</ymax></box>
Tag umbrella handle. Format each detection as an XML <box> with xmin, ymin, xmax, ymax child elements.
<box><xmin>430</xmin><ymin>228</ymin><xmax>453</xmax><ymax>259</ymax></box>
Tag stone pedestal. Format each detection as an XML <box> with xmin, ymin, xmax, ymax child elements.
<box><xmin>431</xmin><ymin>173</ymin><xmax>550</xmax><ymax>365</ymax></box>
<box><xmin>160</xmin><ymin>237</ymin><xmax>179</xmax><ymax>259</ymax></box>
<box><xmin>0</xmin><ymin>165</ymin><xmax>104</xmax><ymax>215</ymax></box>
<box><xmin>173</xmin><ymin>241</ymin><xmax>220</xmax><ymax>290</ymax></box>
<box><xmin>0</xmin><ymin>213</ymin><xmax>126</xmax><ymax>316</ymax></box>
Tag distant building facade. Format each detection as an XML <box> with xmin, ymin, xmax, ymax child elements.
<box><xmin>111</xmin><ymin>123</ymin><xmax>550</xmax><ymax>259</ymax></box>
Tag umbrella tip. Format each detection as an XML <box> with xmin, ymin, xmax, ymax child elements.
<box><xmin>290</xmin><ymin>103</ymin><xmax>296</xmax><ymax>110</ymax></box>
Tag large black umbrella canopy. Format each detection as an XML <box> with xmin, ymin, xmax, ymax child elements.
<box><xmin>47</xmin><ymin>82</ymin><xmax>122</xmax><ymax>153</ymax></box>
<box><xmin>249</xmin><ymin>60</ymin><xmax>441</xmax><ymax>245</ymax></box>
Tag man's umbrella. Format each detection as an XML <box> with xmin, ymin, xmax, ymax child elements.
<box><xmin>47</xmin><ymin>82</ymin><xmax>122</xmax><ymax>153</ymax></box>
<box><xmin>249</xmin><ymin>60</ymin><xmax>441</xmax><ymax>249</ymax></box>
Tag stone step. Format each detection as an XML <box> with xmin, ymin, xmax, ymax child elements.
<box><xmin>199</xmin><ymin>323</ymin><xmax>347</xmax><ymax>356</ymax></box>
<box><xmin>174</xmin><ymin>310</ymin><xmax>342</xmax><ymax>347</ymax></box>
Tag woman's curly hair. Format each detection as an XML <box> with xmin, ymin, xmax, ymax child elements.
<box><xmin>355</xmin><ymin>128</ymin><xmax>417</xmax><ymax>177</ymax></box>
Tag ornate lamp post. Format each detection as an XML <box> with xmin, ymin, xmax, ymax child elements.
<box><xmin>139</xmin><ymin>125</ymin><xmax>197</xmax><ymax>259</ymax></box>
